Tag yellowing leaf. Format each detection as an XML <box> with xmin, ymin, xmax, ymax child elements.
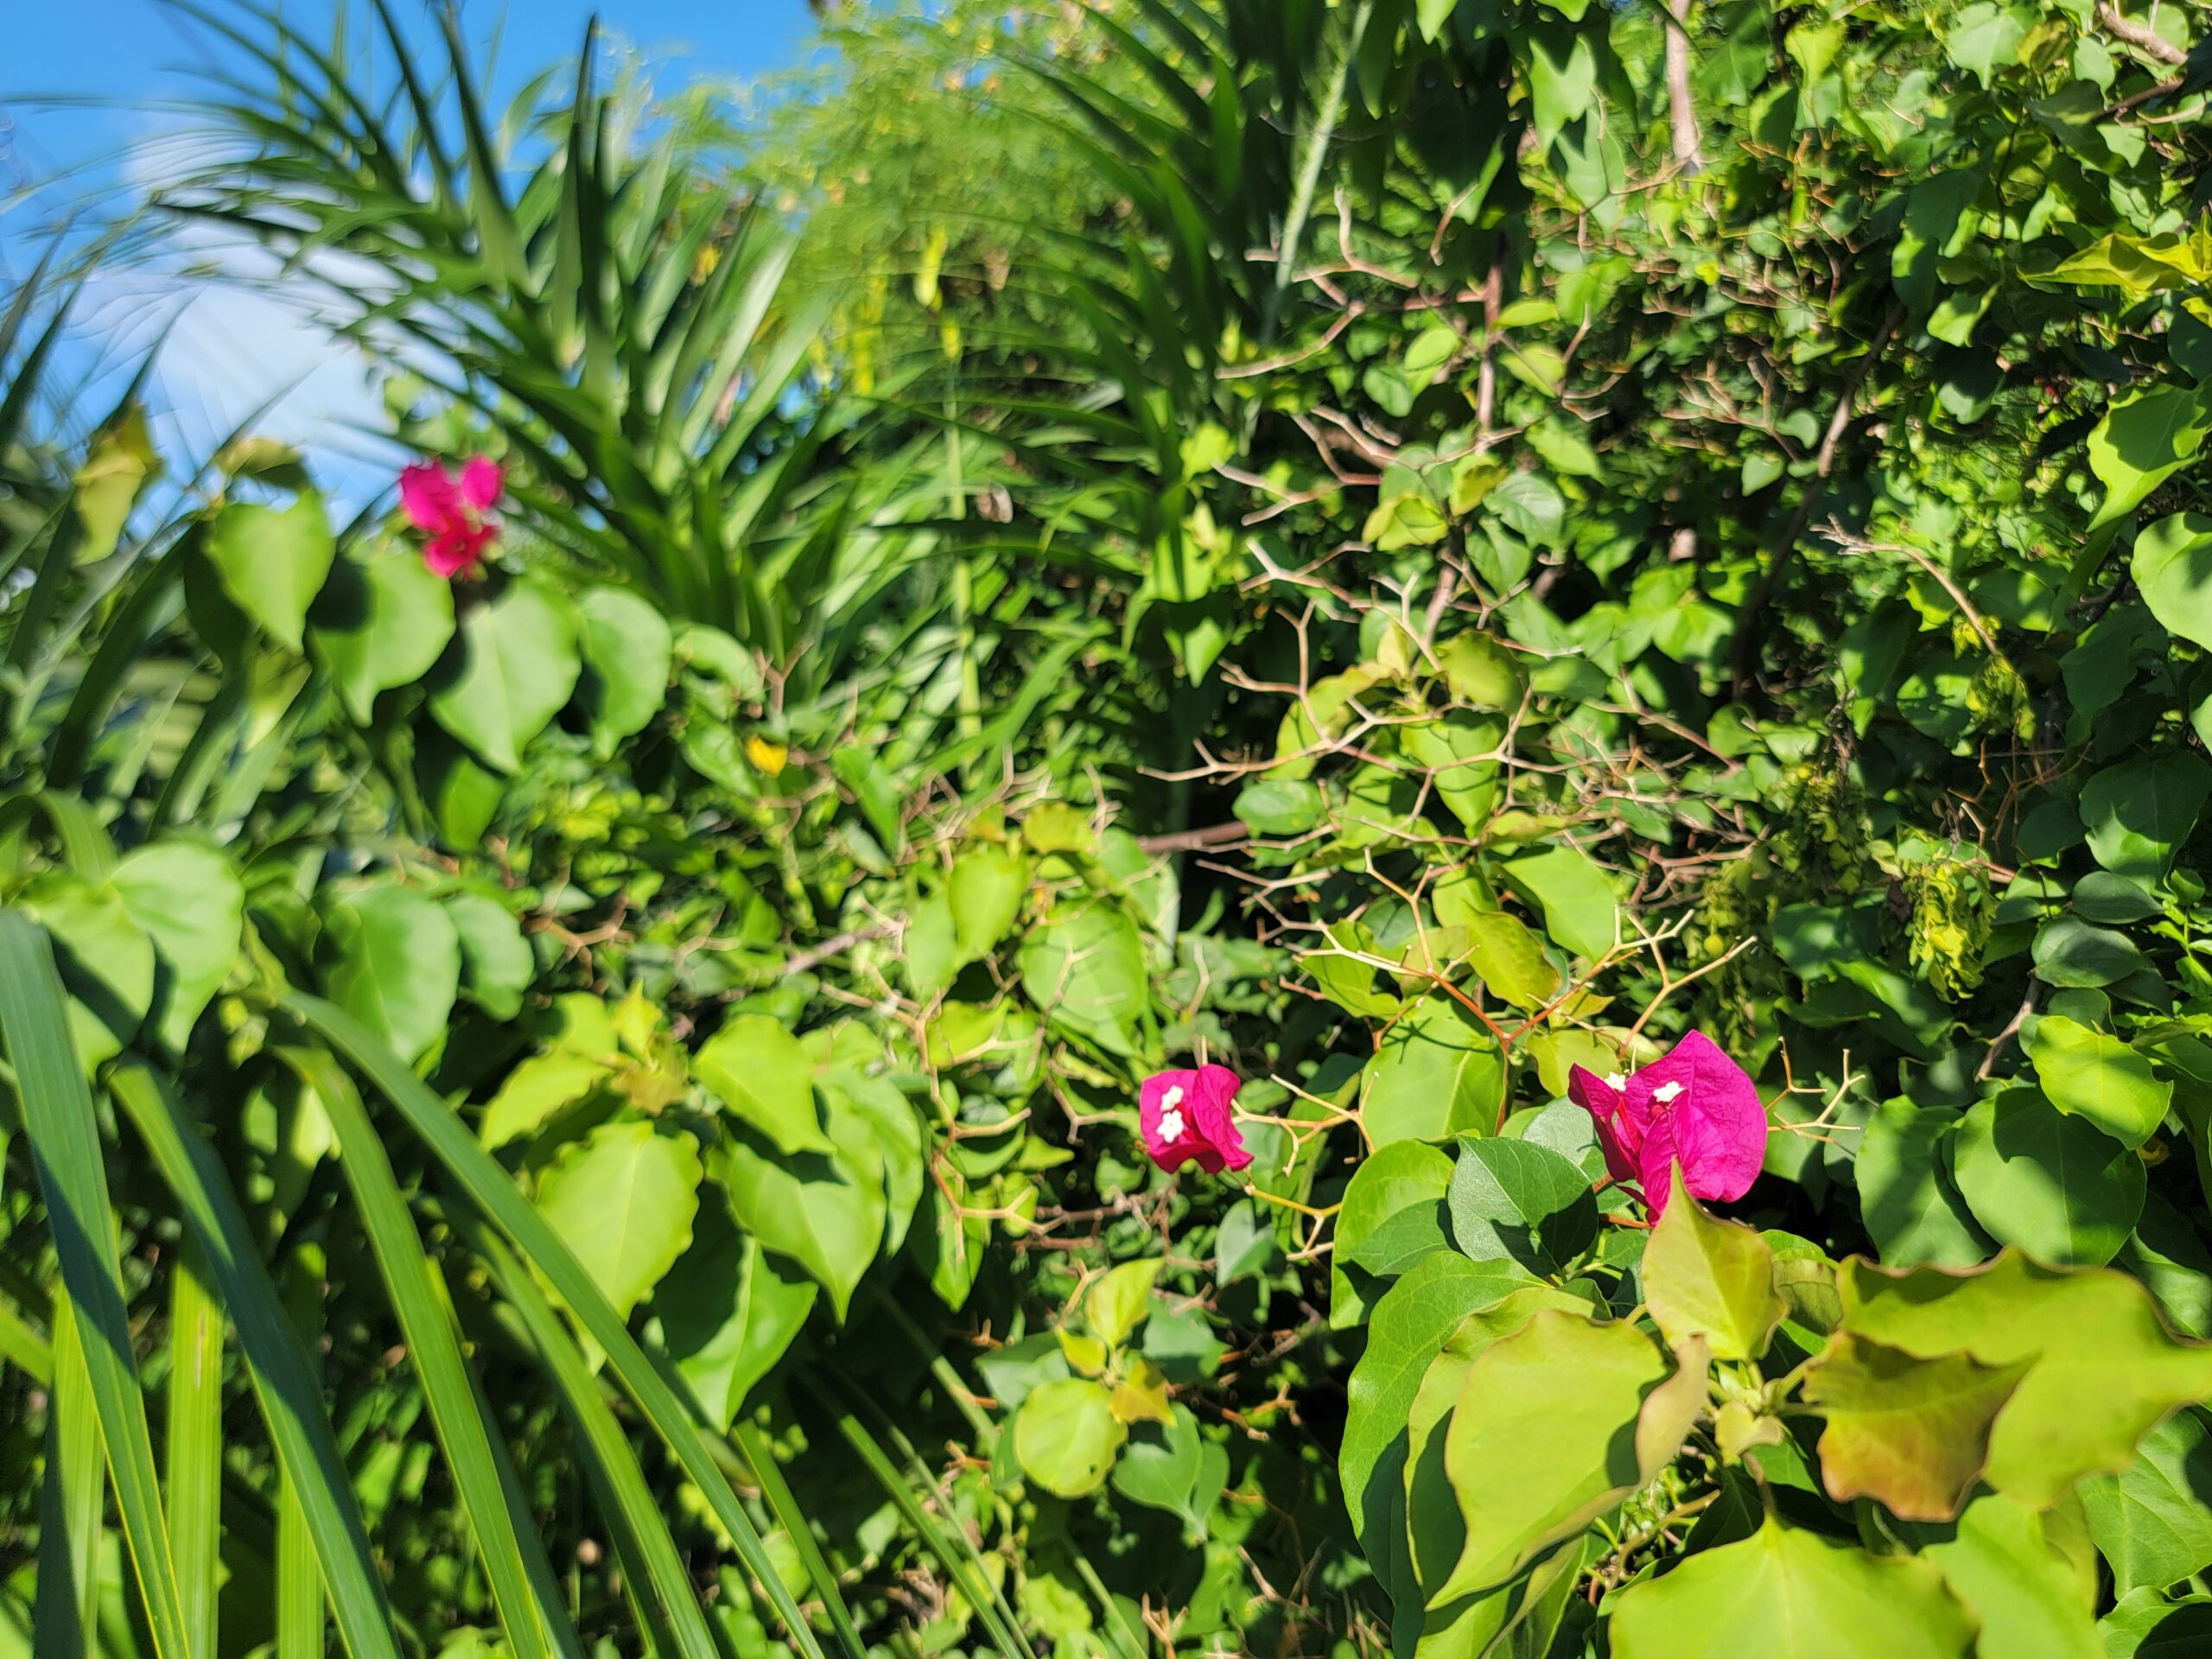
<box><xmin>1802</xmin><ymin>1333</ymin><xmax>2027</xmax><ymax>1521</ymax></box>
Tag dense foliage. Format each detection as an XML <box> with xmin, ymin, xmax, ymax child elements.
<box><xmin>5</xmin><ymin>0</ymin><xmax>2212</xmax><ymax>1655</ymax></box>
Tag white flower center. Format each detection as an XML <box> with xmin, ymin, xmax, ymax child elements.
<box><xmin>1652</xmin><ymin>1081</ymin><xmax>1685</xmax><ymax>1105</ymax></box>
<box><xmin>1604</xmin><ymin>1071</ymin><xmax>1627</xmax><ymax>1091</ymax></box>
<box><xmin>1158</xmin><ymin>1106</ymin><xmax>1187</xmax><ymax>1141</ymax></box>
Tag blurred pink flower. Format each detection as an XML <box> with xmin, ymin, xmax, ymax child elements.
<box><xmin>399</xmin><ymin>456</ymin><xmax>504</xmax><ymax>577</ymax></box>
<box><xmin>1140</xmin><ymin>1064</ymin><xmax>1251</xmax><ymax>1174</ymax></box>
<box><xmin>1568</xmin><ymin>1031</ymin><xmax>1765</xmax><ymax>1216</ymax></box>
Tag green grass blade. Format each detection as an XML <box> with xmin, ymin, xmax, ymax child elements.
<box><xmin>33</xmin><ymin>1300</ymin><xmax>102</xmax><ymax>1659</ymax></box>
<box><xmin>729</xmin><ymin>1421</ymin><xmax>868</xmax><ymax>1659</ymax></box>
<box><xmin>166</xmin><ymin>1242</ymin><xmax>224</xmax><ymax>1659</ymax></box>
<box><xmin>283</xmin><ymin>989</ymin><xmax>857</xmax><ymax>1659</ymax></box>
<box><xmin>464</xmin><ymin>1219</ymin><xmax>723</xmax><ymax>1659</ymax></box>
<box><xmin>275</xmin><ymin>1249</ymin><xmax>327</xmax><ymax>1659</ymax></box>
<box><xmin>0</xmin><ymin>910</ymin><xmax>192</xmax><ymax>1659</ymax></box>
<box><xmin>101</xmin><ymin>1063</ymin><xmax>404</xmax><ymax>1659</ymax></box>
<box><xmin>0</xmin><ymin>1287</ymin><xmax>51</xmax><ymax>1384</ymax></box>
<box><xmin>818</xmin><ymin>1381</ymin><xmax>1034</xmax><ymax>1659</ymax></box>
<box><xmin>273</xmin><ymin>1045</ymin><xmax>582</xmax><ymax>1659</ymax></box>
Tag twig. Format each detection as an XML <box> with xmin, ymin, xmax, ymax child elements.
<box><xmin>782</xmin><ymin>922</ymin><xmax>897</xmax><ymax>980</ymax></box>
<box><xmin>1977</xmin><ymin>983</ymin><xmax>2041</xmax><ymax>1081</ymax></box>
<box><xmin>1663</xmin><ymin>0</ymin><xmax>1705</xmax><ymax>174</ymax></box>
<box><xmin>1136</xmin><ymin>821</ymin><xmax>1252</xmax><ymax>855</ymax></box>
<box><xmin>2098</xmin><ymin>2</ymin><xmax>2187</xmax><ymax>63</ymax></box>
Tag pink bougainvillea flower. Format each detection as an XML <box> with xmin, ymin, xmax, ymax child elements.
<box><xmin>1567</xmin><ymin>1031</ymin><xmax>1766</xmax><ymax>1217</ymax></box>
<box><xmin>398</xmin><ymin>456</ymin><xmax>504</xmax><ymax>578</ymax></box>
<box><xmin>1140</xmin><ymin>1064</ymin><xmax>1252</xmax><ymax>1174</ymax></box>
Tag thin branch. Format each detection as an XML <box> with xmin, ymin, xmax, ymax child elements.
<box><xmin>2098</xmin><ymin>2</ymin><xmax>2188</xmax><ymax>64</ymax></box>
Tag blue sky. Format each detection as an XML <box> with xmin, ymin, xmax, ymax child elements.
<box><xmin>2</xmin><ymin>1</ymin><xmax>819</xmax><ymax>485</ymax></box>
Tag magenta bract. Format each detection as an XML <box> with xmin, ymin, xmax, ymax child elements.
<box><xmin>399</xmin><ymin>455</ymin><xmax>505</xmax><ymax>577</ymax></box>
<box><xmin>1139</xmin><ymin>1064</ymin><xmax>1252</xmax><ymax>1174</ymax></box>
<box><xmin>1567</xmin><ymin>1031</ymin><xmax>1765</xmax><ymax>1216</ymax></box>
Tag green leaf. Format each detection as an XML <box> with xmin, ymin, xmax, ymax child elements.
<box><xmin>1608</xmin><ymin>1518</ymin><xmax>1977</xmax><ymax>1658</ymax></box>
<box><xmin>575</xmin><ymin>586</ymin><xmax>673</xmax><ymax>754</ymax></box>
<box><xmin>1013</xmin><ymin>1377</ymin><xmax>1126</xmax><ymax>1497</ymax></box>
<box><xmin>1801</xmin><ymin>1333</ymin><xmax>2027</xmax><ymax>1521</ymax></box>
<box><xmin>1644</xmin><ymin>1189</ymin><xmax>1785</xmax><ymax>1362</ymax></box>
<box><xmin>442</xmin><ymin>890</ymin><xmax>532</xmax><ymax>1022</ymax></box>
<box><xmin>949</xmin><ymin>845</ymin><xmax>1028</xmax><ymax>958</ymax></box>
<box><xmin>2081</xmin><ymin>1410</ymin><xmax>2212</xmax><ymax>1598</ymax></box>
<box><xmin>111</xmin><ymin>841</ymin><xmax>243</xmax><ymax>1054</ymax></box>
<box><xmin>1433</xmin><ymin>1311</ymin><xmax>1699</xmax><ymax>1605</ymax></box>
<box><xmin>901</xmin><ymin>893</ymin><xmax>961</xmax><ymax>1001</ymax></box>
<box><xmin>1502</xmin><ymin>846</ymin><xmax>1619</xmax><ymax>961</ymax></box>
<box><xmin>1857</xmin><ymin>1099</ymin><xmax>1993</xmax><ymax>1268</ymax></box>
<box><xmin>1838</xmin><ymin>1250</ymin><xmax>2212</xmax><ymax>1506</ymax></box>
<box><xmin>1402</xmin><ymin>1287</ymin><xmax>1596</xmax><ymax>1601</ymax></box>
<box><xmin>321</xmin><ymin>885</ymin><xmax>461</xmax><ymax>1066</ymax></box>
<box><xmin>1111</xmin><ymin>1406</ymin><xmax>1227</xmax><ymax>1541</ymax></box>
<box><xmin>2080</xmin><ymin>754</ymin><xmax>2212</xmax><ymax>880</ymax></box>
<box><xmin>1338</xmin><ymin>1141</ymin><xmax>1455</xmax><ymax>1278</ymax></box>
<box><xmin>820</xmin><ymin>1068</ymin><xmax>924</xmax><ymax>1255</ymax></box>
<box><xmin>655</xmin><ymin>1190</ymin><xmax>818</xmax><ymax>1427</ymax></box>
<box><xmin>1400</xmin><ymin>715</ymin><xmax>1503</xmax><ymax>834</ymax></box>
<box><xmin>1921</xmin><ymin>1491</ymin><xmax>2100</xmax><ymax>1659</ymax></box>
<box><xmin>1088</xmin><ymin>1259</ymin><xmax>1163</xmax><ymax>1349</ymax></box>
<box><xmin>1340</xmin><ymin>1255</ymin><xmax>1544</xmax><ymax>1551</ymax></box>
<box><xmin>2133</xmin><ymin>514</ymin><xmax>2212</xmax><ymax>651</ymax></box>
<box><xmin>1446</xmin><ymin>1136</ymin><xmax>1598</xmax><ymax>1277</ymax></box>
<box><xmin>715</xmin><ymin>1128</ymin><xmax>885</xmax><ymax>1323</ymax></box>
<box><xmin>696</xmin><ymin>1014</ymin><xmax>836</xmax><ymax>1156</ymax></box>
<box><xmin>310</xmin><ymin>547</ymin><xmax>456</xmax><ymax>723</ymax></box>
<box><xmin>19</xmin><ymin>870</ymin><xmax>156</xmax><ymax>1068</ymax></box>
<box><xmin>207</xmin><ymin>496</ymin><xmax>336</xmax><ymax>652</ymax></box>
<box><xmin>479</xmin><ymin>1052</ymin><xmax>610</xmax><ymax>1150</ymax></box>
<box><xmin>1361</xmin><ymin>995</ymin><xmax>1504</xmax><ymax>1146</ymax></box>
<box><xmin>534</xmin><ymin>1119</ymin><xmax>702</xmax><ymax>1325</ymax></box>
<box><xmin>1528</xmin><ymin>27</ymin><xmax>1597</xmax><ymax>141</ymax></box>
<box><xmin>2027</xmin><ymin>1015</ymin><xmax>2172</xmax><ymax>1151</ymax></box>
<box><xmin>429</xmin><ymin>581</ymin><xmax>582</xmax><ymax>773</ymax></box>
<box><xmin>2049</xmin><ymin>234</ymin><xmax>2207</xmax><ymax>297</ymax></box>
<box><xmin>2089</xmin><ymin>388</ymin><xmax>2209</xmax><ymax>529</ymax></box>
<box><xmin>1017</xmin><ymin>900</ymin><xmax>1148</xmax><ymax>1054</ymax></box>
<box><xmin>1234</xmin><ymin>779</ymin><xmax>1326</xmax><ymax>836</ymax></box>
<box><xmin>1458</xmin><ymin>910</ymin><xmax>1555</xmax><ymax>1011</ymax></box>
<box><xmin>1416</xmin><ymin>0</ymin><xmax>1458</xmax><ymax>42</ymax></box>
<box><xmin>1952</xmin><ymin>1090</ymin><xmax>2144</xmax><ymax>1268</ymax></box>
<box><xmin>1920</xmin><ymin>1495</ymin><xmax>2088</xmax><ymax>1659</ymax></box>
<box><xmin>2032</xmin><ymin>915</ymin><xmax>2150</xmax><ymax>988</ymax></box>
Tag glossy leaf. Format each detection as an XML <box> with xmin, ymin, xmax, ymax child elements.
<box><xmin>1446</xmin><ymin>1136</ymin><xmax>1598</xmax><ymax>1277</ymax></box>
<box><xmin>429</xmin><ymin>581</ymin><xmax>582</xmax><ymax>773</ymax></box>
<box><xmin>1433</xmin><ymin>1311</ymin><xmax>1696</xmax><ymax>1605</ymax></box>
<box><xmin>321</xmin><ymin>885</ymin><xmax>461</xmax><ymax>1066</ymax></box>
<box><xmin>1643</xmin><ymin>1188</ymin><xmax>1785</xmax><ymax>1361</ymax></box>
<box><xmin>2026</xmin><ymin>1015</ymin><xmax>2171</xmax><ymax>1150</ymax></box>
<box><xmin>1013</xmin><ymin>1377</ymin><xmax>1126</xmax><ymax>1497</ymax></box>
<box><xmin>1838</xmin><ymin>1251</ymin><xmax>2212</xmax><ymax>1506</ymax></box>
<box><xmin>534</xmin><ymin>1120</ymin><xmax>702</xmax><ymax>1324</ymax></box>
<box><xmin>1951</xmin><ymin>1091</ymin><xmax>2144</xmax><ymax>1267</ymax></box>
<box><xmin>312</xmin><ymin>547</ymin><xmax>456</xmax><ymax>722</ymax></box>
<box><xmin>696</xmin><ymin>1014</ymin><xmax>836</xmax><ymax>1155</ymax></box>
<box><xmin>207</xmin><ymin>496</ymin><xmax>335</xmax><ymax>652</ymax></box>
<box><xmin>1608</xmin><ymin>1519</ymin><xmax>1977</xmax><ymax>1658</ymax></box>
